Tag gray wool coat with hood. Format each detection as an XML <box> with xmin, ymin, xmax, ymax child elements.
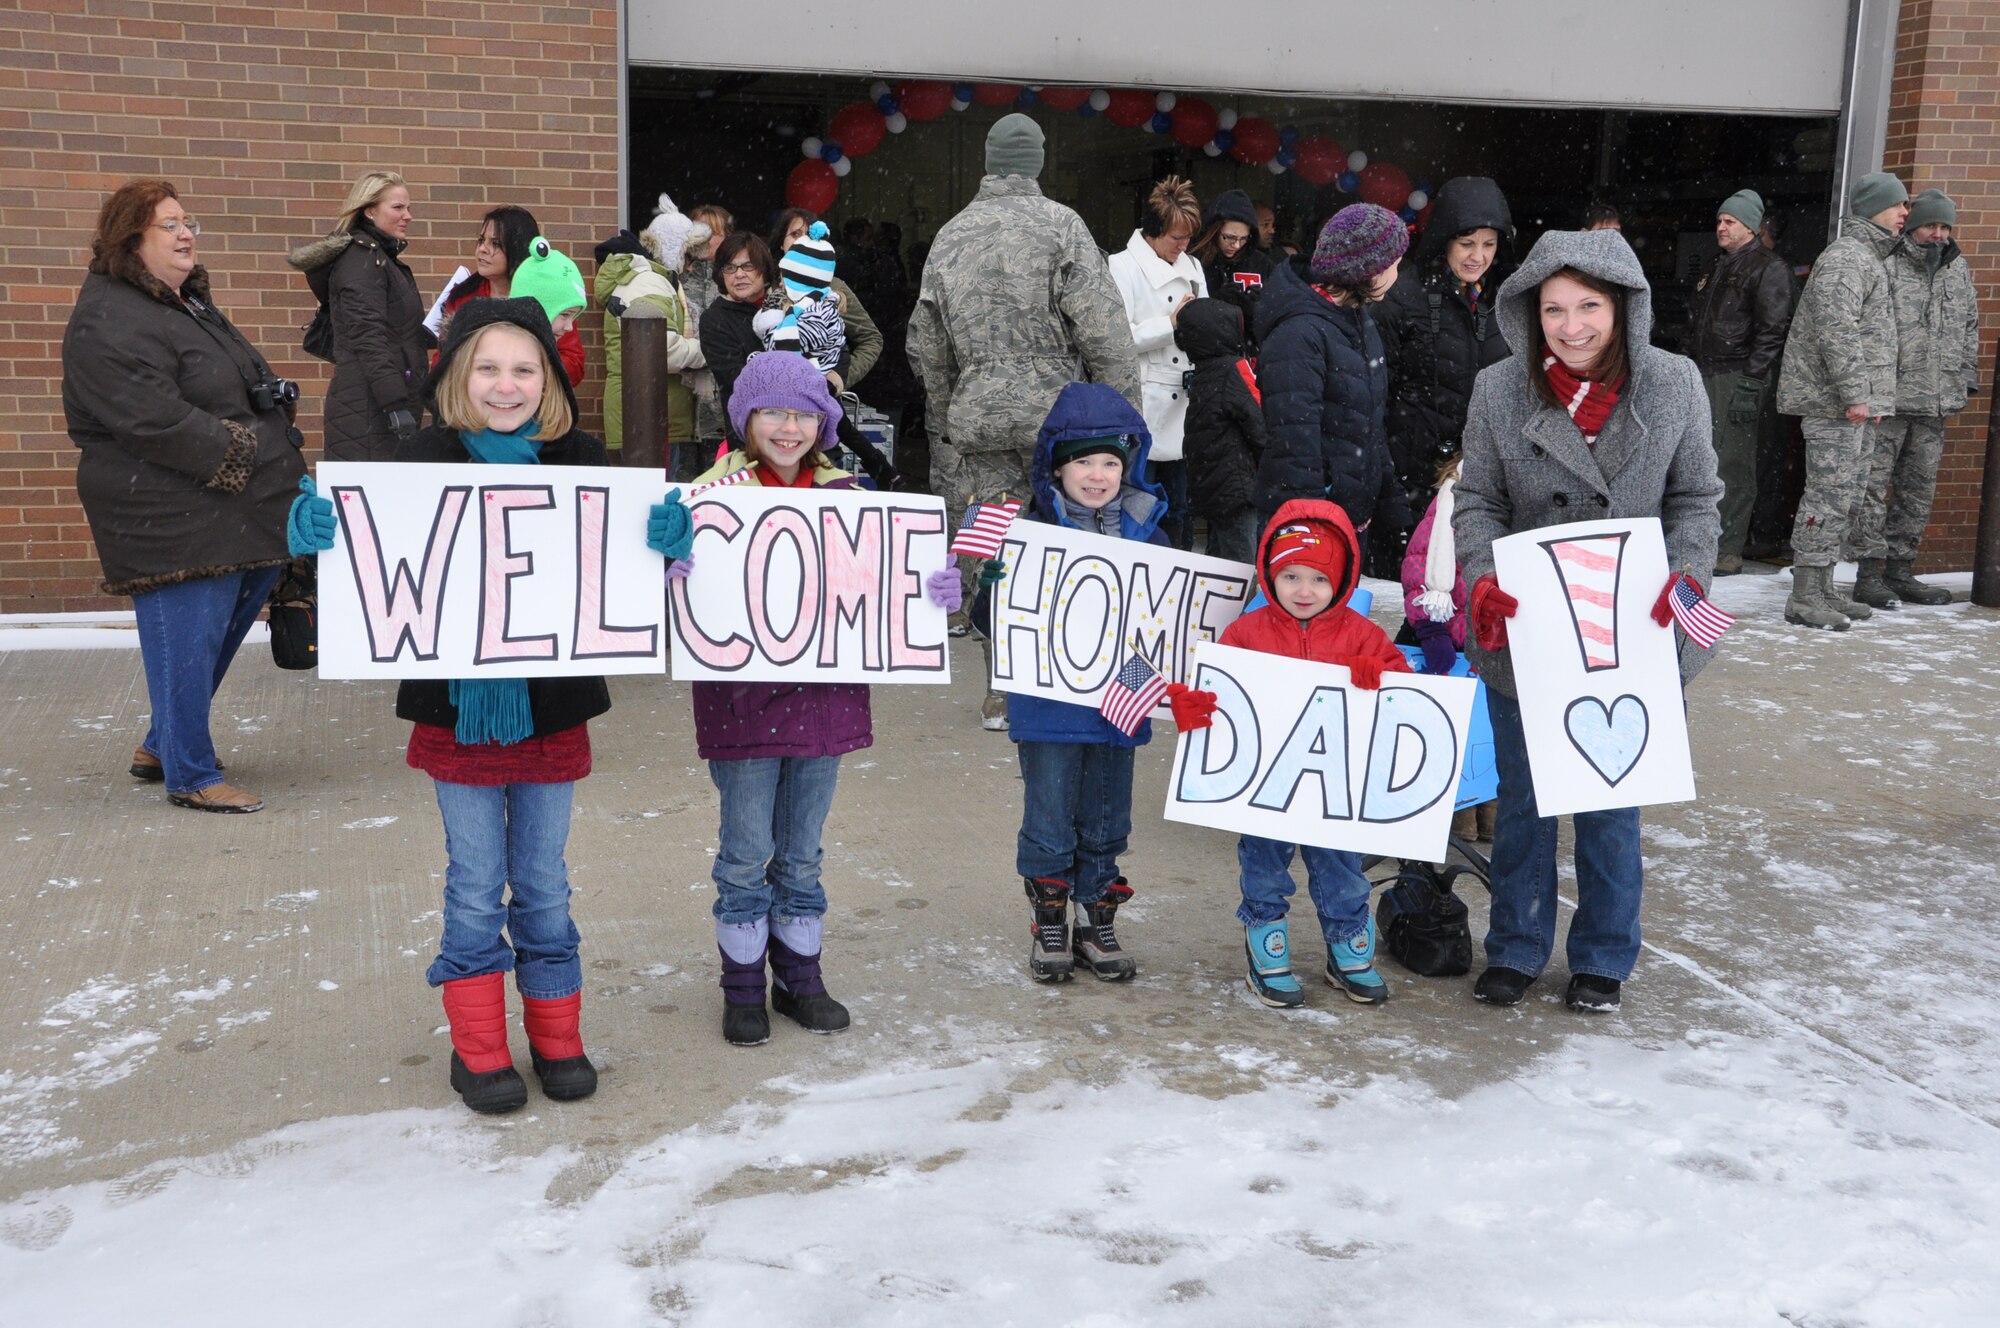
<box><xmin>1452</xmin><ymin>228</ymin><xmax>1723</xmax><ymax>699</ymax></box>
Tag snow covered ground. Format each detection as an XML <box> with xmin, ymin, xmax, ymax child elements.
<box><xmin>2</xmin><ymin>572</ymin><xmax>1996</xmax><ymax>1327</ymax></box>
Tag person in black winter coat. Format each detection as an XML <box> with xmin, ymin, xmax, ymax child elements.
<box><xmin>1173</xmin><ymin>297</ymin><xmax>1266</xmax><ymax>564</ymax></box>
<box><xmin>1192</xmin><ymin>189</ymin><xmax>1279</xmax><ymax>354</ymax></box>
<box><xmin>697</xmin><ymin>232</ymin><xmax>783</xmax><ymax>443</ymax></box>
<box><xmin>1253</xmin><ymin>205</ymin><xmax>1412</xmax><ymax>557</ymax></box>
<box><xmin>1374</xmin><ymin>176</ymin><xmax>1515</xmax><ymax>571</ymax></box>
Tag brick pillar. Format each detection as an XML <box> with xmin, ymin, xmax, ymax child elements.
<box><xmin>0</xmin><ymin>0</ymin><xmax>621</xmax><ymax>612</ymax></box>
<box><xmin>1884</xmin><ymin>0</ymin><xmax>1998</xmax><ymax>572</ymax></box>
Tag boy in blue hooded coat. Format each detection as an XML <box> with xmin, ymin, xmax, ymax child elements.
<box><xmin>973</xmin><ymin>382</ymin><xmax>1171</xmax><ymax>984</ymax></box>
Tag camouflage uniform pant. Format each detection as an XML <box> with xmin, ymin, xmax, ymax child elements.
<box><xmin>1704</xmin><ymin>372</ymin><xmax>1765</xmax><ymax>561</ymax></box>
<box><xmin>1847</xmin><ymin>415</ymin><xmax>1946</xmax><ymax>561</ymax></box>
<box><xmin>1790</xmin><ymin>417</ymin><xmax>1877</xmax><ymax>568</ymax></box>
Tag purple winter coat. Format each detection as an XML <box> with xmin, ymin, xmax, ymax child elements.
<box><xmin>1400</xmin><ymin>488</ymin><xmax>1469</xmax><ymax>649</ymax></box>
<box><xmin>688</xmin><ymin>453</ymin><xmax>875</xmax><ymax>762</ymax></box>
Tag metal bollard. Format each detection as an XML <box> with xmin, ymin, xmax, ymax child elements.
<box><xmin>619</xmin><ymin>305</ymin><xmax>667</xmax><ymax>472</ymax></box>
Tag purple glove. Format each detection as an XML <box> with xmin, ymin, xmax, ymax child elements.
<box><xmin>925</xmin><ymin>565</ymin><xmax>963</xmax><ymax>611</ymax></box>
<box><xmin>1412</xmin><ymin>619</ymin><xmax>1457</xmax><ymax>675</ymax></box>
<box><xmin>665</xmin><ymin>555</ymin><xmax>694</xmax><ymax>581</ymax></box>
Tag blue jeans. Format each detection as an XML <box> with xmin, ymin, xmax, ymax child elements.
<box><xmin>425</xmin><ymin>779</ymin><xmax>582</xmax><ymax>999</ymax></box>
<box><xmin>1236</xmin><ymin>836</ymin><xmax>1372</xmax><ymax>944</ymax></box>
<box><xmin>131</xmin><ymin>566</ymin><xmax>283</xmax><ymax>794</ymax></box>
<box><xmin>708</xmin><ymin>755</ymin><xmax>842</xmax><ymax>926</ymax></box>
<box><xmin>1485</xmin><ymin>690</ymin><xmax>1645</xmax><ymax>981</ymax></box>
<box><xmin>1015</xmin><ymin>741</ymin><xmax>1134</xmax><ymax>904</ymax></box>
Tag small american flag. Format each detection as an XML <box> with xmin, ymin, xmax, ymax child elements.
<box><xmin>949</xmin><ymin>500</ymin><xmax>1022</xmax><ymax>559</ymax></box>
<box><xmin>1099</xmin><ymin>650</ymin><xmax>1170</xmax><ymax>737</ymax></box>
<box><xmin>688</xmin><ymin>467</ymin><xmax>756</xmax><ymax>496</ymax></box>
<box><xmin>1668</xmin><ymin>577</ymin><xmax>1735</xmax><ymax>648</ymax></box>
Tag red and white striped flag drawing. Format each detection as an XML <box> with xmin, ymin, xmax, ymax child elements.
<box><xmin>1099</xmin><ymin>649</ymin><xmax>1170</xmax><ymax>737</ymax></box>
<box><xmin>949</xmin><ymin>500</ymin><xmax>1022</xmax><ymax>559</ymax></box>
<box><xmin>1543</xmin><ymin>533</ymin><xmax>1627</xmax><ymax>672</ymax></box>
<box><xmin>1668</xmin><ymin>576</ymin><xmax>1735</xmax><ymax>648</ymax></box>
<box><xmin>688</xmin><ymin>467</ymin><xmax>756</xmax><ymax>496</ymax></box>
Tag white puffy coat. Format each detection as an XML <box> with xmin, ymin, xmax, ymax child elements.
<box><xmin>1107</xmin><ymin>230</ymin><xmax>1207</xmax><ymax>463</ymax></box>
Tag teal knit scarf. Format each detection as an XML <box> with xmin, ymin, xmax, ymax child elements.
<box><xmin>450</xmin><ymin>424</ymin><xmax>542</xmax><ymax>745</ymax></box>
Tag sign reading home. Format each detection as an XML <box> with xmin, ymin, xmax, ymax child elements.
<box><xmin>315</xmin><ymin>462</ymin><xmax>670</xmax><ymax>680</ymax></box>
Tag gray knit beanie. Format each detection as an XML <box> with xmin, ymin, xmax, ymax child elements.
<box><xmin>1718</xmin><ymin>189</ymin><xmax>1764</xmax><ymax>232</ymax></box>
<box><xmin>1310</xmin><ymin>204</ymin><xmax>1409</xmax><ymax>285</ymax></box>
<box><xmin>1850</xmin><ymin>172</ymin><xmax>1909</xmax><ymax>220</ymax></box>
<box><xmin>1905</xmin><ymin>188</ymin><xmax>1956</xmax><ymax>231</ymax></box>
<box><xmin>986</xmin><ymin>113</ymin><xmax>1045</xmax><ymax>179</ymax></box>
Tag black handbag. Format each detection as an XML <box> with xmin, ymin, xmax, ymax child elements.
<box><xmin>302</xmin><ymin>302</ymin><xmax>335</xmax><ymax>362</ymax></box>
<box><xmin>1376</xmin><ymin>862</ymin><xmax>1477</xmax><ymax>977</ymax></box>
<box><xmin>267</xmin><ymin>558</ymin><xmax>319</xmax><ymax>670</ymax></box>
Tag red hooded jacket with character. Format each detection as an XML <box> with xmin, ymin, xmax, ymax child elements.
<box><xmin>1220</xmin><ymin>498</ymin><xmax>1415</xmax><ymax>674</ymax></box>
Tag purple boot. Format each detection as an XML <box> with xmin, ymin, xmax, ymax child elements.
<box><xmin>718</xmin><ymin>918</ymin><xmax>770</xmax><ymax>1047</ymax></box>
<box><xmin>769</xmin><ymin>916</ymin><xmax>850</xmax><ymax>1034</ymax></box>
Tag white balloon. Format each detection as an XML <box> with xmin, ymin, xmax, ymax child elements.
<box><xmin>870</xmin><ymin>80</ymin><xmax>891</xmax><ymax>100</ymax></box>
<box><xmin>1140</xmin><ymin>118</ymin><xmax>1156</xmax><ymax>133</ymax></box>
<box><xmin>831</xmin><ymin>156</ymin><xmax>853</xmax><ymax>177</ymax></box>
<box><xmin>1267</xmin><ymin>159</ymin><xmax>1286</xmax><ymax>175</ymax></box>
<box><xmin>1155</xmin><ymin>92</ymin><xmax>1176</xmax><ymax>112</ymax></box>
<box><xmin>1202</xmin><ymin>141</ymin><xmax>1223</xmax><ymax>157</ymax></box>
<box><xmin>1089</xmin><ymin>89</ymin><xmax>1111</xmax><ymax>111</ymax></box>
<box><xmin>884</xmin><ymin>112</ymin><xmax>908</xmax><ymax>133</ymax></box>
<box><xmin>950</xmin><ymin>97</ymin><xmax>970</xmax><ymax>111</ymax></box>
<box><xmin>1347</xmin><ymin>150</ymin><xmax>1368</xmax><ymax>171</ymax></box>
<box><xmin>1408</xmin><ymin>190</ymin><xmax>1429</xmax><ymax>210</ymax></box>
<box><xmin>801</xmin><ymin>136</ymin><xmax>823</xmax><ymax>159</ymax></box>
<box><xmin>1217</xmin><ymin>108</ymin><xmax>1238</xmax><ymax>130</ymax></box>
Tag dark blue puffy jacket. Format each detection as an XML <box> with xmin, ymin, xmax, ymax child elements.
<box><xmin>1251</xmin><ymin>262</ymin><xmax>1408</xmax><ymax>543</ymax></box>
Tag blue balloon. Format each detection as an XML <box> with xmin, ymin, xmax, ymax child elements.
<box><xmin>876</xmin><ymin>93</ymin><xmax>899</xmax><ymax>115</ymax></box>
<box><xmin>1277</xmin><ymin>148</ymin><xmax>1297</xmax><ymax>167</ymax></box>
<box><xmin>1213</xmin><ymin>128</ymin><xmax>1235</xmax><ymax>152</ymax></box>
<box><xmin>1398</xmin><ymin>206</ymin><xmax>1418</xmax><ymax>222</ymax></box>
<box><xmin>1078</xmin><ymin>104</ymin><xmax>1096</xmax><ymax>118</ymax></box>
<box><xmin>1338</xmin><ymin>170</ymin><xmax>1358</xmax><ymax>191</ymax></box>
<box><xmin>1279</xmin><ymin>125</ymin><xmax>1300</xmax><ymax>147</ymax></box>
<box><xmin>952</xmin><ymin>83</ymin><xmax>975</xmax><ymax>102</ymax></box>
<box><xmin>1149</xmin><ymin>111</ymin><xmax>1171</xmax><ymax>133</ymax></box>
<box><xmin>1017</xmin><ymin>87</ymin><xmax>1037</xmax><ymax>106</ymax></box>
<box><xmin>820</xmin><ymin>143</ymin><xmax>843</xmax><ymax>163</ymax></box>
<box><xmin>1416</xmin><ymin>179</ymin><xmax>1435</xmax><ymax>194</ymax></box>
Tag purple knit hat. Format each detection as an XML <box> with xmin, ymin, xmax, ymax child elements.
<box><xmin>727</xmin><ymin>350</ymin><xmax>844</xmax><ymax>445</ymax></box>
<box><xmin>1310</xmin><ymin>204</ymin><xmax>1410</xmax><ymax>285</ymax></box>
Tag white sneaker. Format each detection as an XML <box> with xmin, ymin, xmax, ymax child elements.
<box><xmin>980</xmin><ymin>690</ymin><xmax>1010</xmax><ymax>731</ymax></box>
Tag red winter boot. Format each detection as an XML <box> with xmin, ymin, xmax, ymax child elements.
<box><xmin>520</xmin><ymin>992</ymin><xmax>598</xmax><ymax>1101</ymax></box>
<box><xmin>439</xmin><ymin>973</ymin><xmax>527</xmax><ymax>1114</ymax></box>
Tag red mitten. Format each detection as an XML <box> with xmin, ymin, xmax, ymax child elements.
<box><xmin>1469</xmin><ymin>574</ymin><xmax>1519</xmax><ymax>651</ymax></box>
<box><xmin>1343</xmin><ymin>655</ymin><xmax>1385</xmax><ymax>690</ymax></box>
<box><xmin>1651</xmin><ymin>571</ymin><xmax>1699</xmax><ymax>628</ymax></box>
<box><xmin>1166</xmin><ymin>682</ymin><xmax>1219</xmax><ymax>730</ymax></box>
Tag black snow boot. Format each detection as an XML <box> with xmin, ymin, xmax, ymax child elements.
<box><xmin>718</xmin><ymin>920</ymin><xmax>770</xmax><ymax>1047</ymax></box>
<box><xmin>1024</xmin><ymin>876</ymin><xmax>1074</xmax><ymax>982</ymax></box>
<box><xmin>1884</xmin><ymin>558</ymin><xmax>1953</xmax><ymax>606</ymax></box>
<box><xmin>1072</xmin><ymin>878</ymin><xmax>1137</xmax><ymax>981</ymax></box>
<box><xmin>769</xmin><ymin>916</ymin><xmax>850</xmax><ymax>1034</ymax></box>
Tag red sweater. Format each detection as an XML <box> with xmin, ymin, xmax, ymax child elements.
<box><xmin>440</xmin><ymin>277</ymin><xmax>587</xmax><ymax>388</ymax></box>
<box><xmin>1219</xmin><ymin>497</ymin><xmax>1414</xmax><ymax>675</ymax></box>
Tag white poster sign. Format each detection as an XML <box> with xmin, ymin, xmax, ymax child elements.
<box><xmin>987</xmin><ymin>521</ymin><xmax>1255</xmax><ymax>709</ymax></box>
<box><xmin>666</xmin><ymin>486</ymin><xmax>952</xmax><ymax>684</ymax></box>
<box><xmin>1490</xmin><ymin>517</ymin><xmax>1695</xmax><ymax>815</ymax></box>
<box><xmin>316</xmin><ymin>461</ymin><xmax>668</xmax><ymax>680</ymax></box>
<box><xmin>1165</xmin><ymin>643</ymin><xmax>1477</xmax><ymax>860</ymax></box>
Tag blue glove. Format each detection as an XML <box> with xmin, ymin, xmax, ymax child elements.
<box><xmin>1412</xmin><ymin>618</ymin><xmax>1457</xmax><ymax>676</ymax></box>
<box><xmin>647</xmin><ymin>487</ymin><xmax>693</xmax><ymax>561</ymax></box>
<box><xmin>286</xmin><ymin>474</ymin><xmax>336</xmax><ymax>556</ymax></box>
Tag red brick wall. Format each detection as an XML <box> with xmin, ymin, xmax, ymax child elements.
<box><xmin>0</xmin><ymin>0</ymin><xmax>619</xmax><ymax>613</ymax></box>
<box><xmin>1885</xmin><ymin>0</ymin><xmax>1997</xmax><ymax>572</ymax></box>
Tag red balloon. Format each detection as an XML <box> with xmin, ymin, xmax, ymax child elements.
<box><xmin>897</xmin><ymin>79</ymin><xmax>952</xmax><ymax>122</ymax></box>
<box><xmin>787</xmin><ymin>159</ymin><xmax>838</xmax><ymax>214</ymax></box>
<box><xmin>1037</xmin><ymin>86</ymin><xmax>1091</xmax><ymax>112</ymax></box>
<box><xmin>1105</xmin><ymin>89</ymin><xmax>1155</xmax><ymax>128</ymax></box>
<box><xmin>1356</xmin><ymin>162</ymin><xmax>1413</xmax><ymax>211</ymax></box>
<box><xmin>1168</xmin><ymin>97</ymin><xmax>1218</xmax><ymax>148</ymax></box>
<box><xmin>973</xmin><ymin>82</ymin><xmax>1020</xmax><ymax>106</ymax></box>
<box><xmin>828</xmin><ymin>102</ymin><xmax>886</xmax><ymax>157</ymax></box>
<box><xmin>1291</xmin><ymin>135</ymin><xmax>1344</xmax><ymax>187</ymax></box>
<box><xmin>1228</xmin><ymin>116</ymin><xmax>1279</xmax><ymax>165</ymax></box>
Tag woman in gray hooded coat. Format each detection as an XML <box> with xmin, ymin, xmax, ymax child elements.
<box><xmin>1452</xmin><ymin>228</ymin><xmax>1722</xmax><ymax>1013</ymax></box>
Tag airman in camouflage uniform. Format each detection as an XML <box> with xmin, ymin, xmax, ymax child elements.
<box><xmin>1848</xmin><ymin>188</ymin><xmax>1981</xmax><ymax>610</ymax></box>
<box><xmin>1774</xmin><ymin>172</ymin><xmax>1907</xmax><ymax>630</ymax></box>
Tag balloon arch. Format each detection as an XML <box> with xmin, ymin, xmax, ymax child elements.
<box><xmin>784</xmin><ymin>79</ymin><xmax>1435</xmax><ymax>229</ymax></box>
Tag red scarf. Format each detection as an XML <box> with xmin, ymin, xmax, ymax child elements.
<box><xmin>1541</xmin><ymin>349</ymin><xmax>1624</xmax><ymax>445</ymax></box>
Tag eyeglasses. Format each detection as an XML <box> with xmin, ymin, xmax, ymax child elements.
<box><xmin>721</xmin><ymin>261</ymin><xmax>762</xmax><ymax>276</ymax></box>
<box><xmin>751</xmin><ymin>408</ymin><xmax>823</xmax><ymax>429</ymax></box>
<box><xmin>155</xmin><ymin>218</ymin><xmax>201</xmax><ymax>238</ymax></box>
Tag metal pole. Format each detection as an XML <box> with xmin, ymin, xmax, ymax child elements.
<box><xmin>1971</xmin><ymin>343</ymin><xmax>2000</xmax><ymax>607</ymax></box>
<box><xmin>620</xmin><ymin>305</ymin><xmax>666</xmax><ymax>472</ymax></box>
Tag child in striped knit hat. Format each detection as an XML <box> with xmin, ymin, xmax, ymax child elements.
<box><xmin>755</xmin><ymin>220</ymin><xmax>846</xmax><ymax>373</ymax></box>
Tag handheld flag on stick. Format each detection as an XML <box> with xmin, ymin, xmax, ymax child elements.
<box><xmin>1667</xmin><ymin>576</ymin><xmax>1735</xmax><ymax>648</ymax></box>
<box><xmin>949</xmin><ymin>500</ymin><xmax>1022</xmax><ymax>559</ymax></box>
<box><xmin>688</xmin><ymin>467</ymin><xmax>757</xmax><ymax>497</ymax></box>
<box><xmin>1099</xmin><ymin>649</ymin><xmax>1170</xmax><ymax>737</ymax></box>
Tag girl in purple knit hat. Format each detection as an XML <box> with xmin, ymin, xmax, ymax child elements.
<box><xmin>685</xmin><ymin>352</ymin><xmax>962</xmax><ymax>1046</ymax></box>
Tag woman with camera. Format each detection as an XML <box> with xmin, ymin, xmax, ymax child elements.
<box><xmin>63</xmin><ymin>179</ymin><xmax>306</xmax><ymax>813</ymax></box>
<box><xmin>289</xmin><ymin>170</ymin><xmax>431</xmax><ymax>461</ymax></box>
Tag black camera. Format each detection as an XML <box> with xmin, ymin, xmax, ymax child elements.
<box><xmin>249</xmin><ymin>376</ymin><xmax>300</xmax><ymax>415</ymax></box>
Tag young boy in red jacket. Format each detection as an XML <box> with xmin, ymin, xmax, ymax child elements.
<box><xmin>1170</xmin><ymin>499</ymin><xmax>1412</xmax><ymax>1007</ymax></box>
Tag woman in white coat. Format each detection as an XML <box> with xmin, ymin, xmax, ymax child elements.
<box><xmin>1108</xmin><ymin>176</ymin><xmax>1207</xmax><ymax>549</ymax></box>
